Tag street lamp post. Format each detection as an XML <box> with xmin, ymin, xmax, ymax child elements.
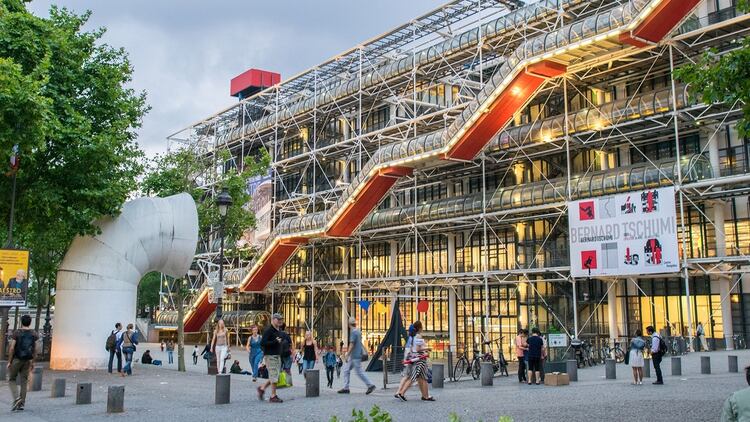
<box><xmin>43</xmin><ymin>280</ymin><xmax>52</xmax><ymax>360</ymax></box>
<box><xmin>215</xmin><ymin>188</ymin><xmax>232</xmax><ymax>321</ymax></box>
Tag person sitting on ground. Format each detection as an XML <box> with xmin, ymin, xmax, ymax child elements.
<box><xmin>141</xmin><ymin>350</ymin><xmax>153</xmax><ymax>365</ymax></box>
<box><xmin>230</xmin><ymin>359</ymin><xmax>252</xmax><ymax>375</ymax></box>
<box><xmin>721</xmin><ymin>366</ymin><xmax>750</xmax><ymax>421</ymax></box>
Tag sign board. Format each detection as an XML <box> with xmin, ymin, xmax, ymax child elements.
<box><xmin>568</xmin><ymin>187</ymin><xmax>679</xmax><ymax>277</ymax></box>
<box><xmin>0</xmin><ymin>249</ymin><xmax>30</xmax><ymax>306</ymax></box>
<box><xmin>547</xmin><ymin>333</ymin><xmax>568</xmax><ymax>348</ymax></box>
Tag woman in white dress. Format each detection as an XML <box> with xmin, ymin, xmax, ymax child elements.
<box><xmin>629</xmin><ymin>329</ymin><xmax>646</xmax><ymax>385</ymax></box>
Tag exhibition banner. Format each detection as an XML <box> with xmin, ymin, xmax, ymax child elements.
<box><xmin>0</xmin><ymin>249</ymin><xmax>30</xmax><ymax>306</ymax></box>
<box><xmin>568</xmin><ymin>187</ymin><xmax>679</xmax><ymax>277</ymax></box>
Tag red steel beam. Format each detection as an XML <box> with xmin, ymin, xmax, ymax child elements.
<box><xmin>621</xmin><ymin>0</ymin><xmax>702</xmax><ymax>46</ymax></box>
<box><xmin>241</xmin><ymin>239</ymin><xmax>308</xmax><ymax>292</ymax></box>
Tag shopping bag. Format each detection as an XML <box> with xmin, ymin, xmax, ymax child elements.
<box><xmin>277</xmin><ymin>370</ymin><xmax>289</xmax><ymax>388</ymax></box>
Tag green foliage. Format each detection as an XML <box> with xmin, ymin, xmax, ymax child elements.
<box><xmin>675</xmin><ymin>36</ymin><xmax>750</xmax><ymax>138</ymax></box>
<box><xmin>0</xmin><ymin>3</ymin><xmax>147</xmax><ymax>287</ymax></box>
<box><xmin>137</xmin><ymin>271</ymin><xmax>161</xmax><ymax>315</ymax></box>
<box><xmin>141</xmin><ymin>147</ymin><xmax>270</xmax><ymax>248</ymax></box>
<box><xmin>330</xmin><ymin>406</ymin><xmax>392</xmax><ymax>422</ymax></box>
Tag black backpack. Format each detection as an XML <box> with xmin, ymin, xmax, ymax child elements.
<box><xmin>105</xmin><ymin>331</ymin><xmax>117</xmax><ymax>352</ymax></box>
<box><xmin>15</xmin><ymin>330</ymin><xmax>35</xmax><ymax>360</ymax></box>
<box><xmin>655</xmin><ymin>335</ymin><xmax>667</xmax><ymax>356</ymax></box>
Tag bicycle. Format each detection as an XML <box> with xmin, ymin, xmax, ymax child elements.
<box><xmin>453</xmin><ymin>346</ymin><xmax>482</xmax><ymax>381</ymax></box>
<box><xmin>601</xmin><ymin>340</ymin><xmax>626</xmax><ymax>364</ymax></box>
<box><xmin>733</xmin><ymin>334</ymin><xmax>746</xmax><ymax>350</ymax></box>
<box><xmin>482</xmin><ymin>338</ymin><xmax>509</xmax><ymax>377</ymax></box>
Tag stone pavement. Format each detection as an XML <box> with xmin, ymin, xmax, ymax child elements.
<box><xmin>1</xmin><ymin>349</ymin><xmax>748</xmax><ymax>421</ymax></box>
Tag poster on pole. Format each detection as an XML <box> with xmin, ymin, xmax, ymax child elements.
<box><xmin>0</xmin><ymin>249</ymin><xmax>30</xmax><ymax>306</ymax></box>
<box><xmin>568</xmin><ymin>187</ymin><xmax>679</xmax><ymax>278</ymax></box>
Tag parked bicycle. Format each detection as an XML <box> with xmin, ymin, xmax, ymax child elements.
<box><xmin>733</xmin><ymin>334</ymin><xmax>746</xmax><ymax>350</ymax></box>
<box><xmin>483</xmin><ymin>338</ymin><xmax>509</xmax><ymax>377</ymax></box>
<box><xmin>601</xmin><ymin>340</ymin><xmax>626</xmax><ymax>364</ymax></box>
<box><xmin>571</xmin><ymin>338</ymin><xmax>595</xmax><ymax>368</ymax></box>
<box><xmin>453</xmin><ymin>345</ymin><xmax>481</xmax><ymax>381</ymax></box>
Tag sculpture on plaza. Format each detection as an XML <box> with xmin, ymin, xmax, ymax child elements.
<box><xmin>50</xmin><ymin>193</ymin><xmax>199</xmax><ymax>370</ymax></box>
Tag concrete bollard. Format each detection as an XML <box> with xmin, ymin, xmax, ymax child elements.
<box><xmin>480</xmin><ymin>362</ymin><xmax>494</xmax><ymax>386</ymax></box>
<box><xmin>671</xmin><ymin>357</ymin><xmax>682</xmax><ymax>376</ymax></box>
<box><xmin>729</xmin><ymin>355</ymin><xmax>739</xmax><ymax>373</ymax></box>
<box><xmin>643</xmin><ymin>358</ymin><xmax>651</xmax><ymax>378</ymax></box>
<box><xmin>30</xmin><ymin>367</ymin><xmax>43</xmax><ymax>391</ymax></box>
<box><xmin>0</xmin><ymin>360</ymin><xmax>6</xmax><ymax>381</ymax></box>
<box><xmin>51</xmin><ymin>378</ymin><xmax>66</xmax><ymax>398</ymax></box>
<box><xmin>605</xmin><ymin>359</ymin><xmax>616</xmax><ymax>380</ymax></box>
<box><xmin>215</xmin><ymin>374</ymin><xmax>231</xmax><ymax>404</ymax></box>
<box><xmin>305</xmin><ymin>369</ymin><xmax>320</xmax><ymax>398</ymax></box>
<box><xmin>566</xmin><ymin>360</ymin><xmax>578</xmax><ymax>382</ymax></box>
<box><xmin>701</xmin><ymin>356</ymin><xmax>711</xmax><ymax>375</ymax></box>
<box><xmin>106</xmin><ymin>386</ymin><xmax>125</xmax><ymax>413</ymax></box>
<box><xmin>76</xmin><ymin>383</ymin><xmax>92</xmax><ymax>405</ymax></box>
<box><xmin>432</xmin><ymin>363</ymin><xmax>444</xmax><ymax>388</ymax></box>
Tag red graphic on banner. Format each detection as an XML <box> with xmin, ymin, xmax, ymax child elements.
<box><xmin>581</xmin><ymin>250</ymin><xmax>597</xmax><ymax>270</ymax></box>
<box><xmin>579</xmin><ymin>201</ymin><xmax>595</xmax><ymax>221</ymax></box>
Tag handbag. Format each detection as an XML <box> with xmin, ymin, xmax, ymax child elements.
<box><xmin>624</xmin><ymin>348</ymin><xmax>630</xmax><ymax>365</ymax></box>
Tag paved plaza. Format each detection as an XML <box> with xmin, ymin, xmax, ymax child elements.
<box><xmin>1</xmin><ymin>347</ymin><xmax>748</xmax><ymax>421</ymax></box>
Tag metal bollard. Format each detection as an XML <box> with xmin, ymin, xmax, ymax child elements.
<box><xmin>701</xmin><ymin>356</ymin><xmax>711</xmax><ymax>375</ymax></box>
<box><xmin>215</xmin><ymin>374</ymin><xmax>231</xmax><ymax>404</ymax></box>
<box><xmin>382</xmin><ymin>353</ymin><xmax>388</xmax><ymax>390</ymax></box>
<box><xmin>76</xmin><ymin>383</ymin><xmax>92</xmax><ymax>405</ymax></box>
<box><xmin>447</xmin><ymin>351</ymin><xmax>454</xmax><ymax>381</ymax></box>
<box><xmin>643</xmin><ymin>358</ymin><xmax>651</xmax><ymax>378</ymax></box>
<box><xmin>305</xmin><ymin>369</ymin><xmax>320</xmax><ymax>398</ymax></box>
<box><xmin>432</xmin><ymin>363</ymin><xmax>444</xmax><ymax>388</ymax></box>
<box><xmin>0</xmin><ymin>360</ymin><xmax>6</xmax><ymax>381</ymax></box>
<box><xmin>51</xmin><ymin>378</ymin><xmax>66</xmax><ymax>398</ymax></box>
<box><xmin>566</xmin><ymin>360</ymin><xmax>578</xmax><ymax>382</ymax></box>
<box><xmin>30</xmin><ymin>367</ymin><xmax>43</xmax><ymax>391</ymax></box>
<box><xmin>106</xmin><ymin>385</ymin><xmax>125</xmax><ymax>413</ymax></box>
<box><xmin>671</xmin><ymin>357</ymin><xmax>682</xmax><ymax>376</ymax></box>
<box><xmin>480</xmin><ymin>362</ymin><xmax>493</xmax><ymax>386</ymax></box>
<box><xmin>605</xmin><ymin>359</ymin><xmax>616</xmax><ymax>380</ymax></box>
<box><xmin>729</xmin><ymin>355</ymin><xmax>739</xmax><ymax>373</ymax></box>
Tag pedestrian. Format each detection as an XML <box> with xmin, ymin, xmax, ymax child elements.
<box><xmin>302</xmin><ymin>330</ymin><xmax>318</xmax><ymax>373</ymax></box>
<box><xmin>279</xmin><ymin>323</ymin><xmax>293</xmax><ymax>386</ymax></box>
<box><xmin>323</xmin><ymin>345</ymin><xmax>337</xmax><ymax>388</ymax></box>
<box><xmin>211</xmin><ymin>319</ymin><xmax>230</xmax><ymax>374</ymax></box>
<box><xmin>526</xmin><ymin>327</ymin><xmax>544</xmax><ymax>385</ymax></box>
<box><xmin>647</xmin><ymin>325</ymin><xmax>665</xmax><ymax>385</ymax></box>
<box><xmin>201</xmin><ymin>342</ymin><xmax>212</xmax><ymax>370</ymax></box>
<box><xmin>246</xmin><ymin>324</ymin><xmax>263</xmax><ymax>381</ymax></box>
<box><xmin>160</xmin><ymin>340</ymin><xmax>165</xmax><ymax>352</ymax></box>
<box><xmin>628</xmin><ymin>329</ymin><xmax>646</xmax><ymax>385</ymax></box>
<box><xmin>106</xmin><ymin>322</ymin><xmax>123</xmax><ymax>374</ymax></box>
<box><xmin>257</xmin><ymin>313</ymin><xmax>285</xmax><ymax>403</ymax></box>
<box><xmin>295</xmin><ymin>349</ymin><xmax>303</xmax><ymax>374</ymax></box>
<box><xmin>7</xmin><ymin>314</ymin><xmax>38</xmax><ymax>411</ymax></box>
<box><xmin>394</xmin><ymin>321</ymin><xmax>434</xmax><ymax>401</ymax></box>
<box><xmin>166</xmin><ymin>340</ymin><xmax>175</xmax><ymax>364</ymax></box>
<box><xmin>337</xmin><ymin>348</ymin><xmax>345</xmax><ymax>378</ymax></box>
<box><xmin>192</xmin><ymin>345</ymin><xmax>199</xmax><ymax>365</ymax></box>
<box><xmin>696</xmin><ymin>322</ymin><xmax>710</xmax><ymax>352</ymax></box>
<box><xmin>515</xmin><ymin>328</ymin><xmax>528</xmax><ymax>383</ymax></box>
<box><xmin>338</xmin><ymin>317</ymin><xmax>376</xmax><ymax>395</ymax></box>
<box><xmin>721</xmin><ymin>366</ymin><xmax>750</xmax><ymax>421</ymax></box>
<box><xmin>120</xmin><ymin>323</ymin><xmax>138</xmax><ymax>376</ymax></box>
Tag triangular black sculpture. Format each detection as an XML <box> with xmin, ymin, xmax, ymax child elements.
<box><xmin>366</xmin><ymin>299</ymin><xmax>408</xmax><ymax>372</ymax></box>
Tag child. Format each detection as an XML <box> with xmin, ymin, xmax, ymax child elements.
<box><xmin>323</xmin><ymin>346</ymin><xmax>338</xmax><ymax>388</ymax></box>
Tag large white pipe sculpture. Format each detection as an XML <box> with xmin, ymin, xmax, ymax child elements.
<box><xmin>51</xmin><ymin>193</ymin><xmax>199</xmax><ymax>370</ymax></box>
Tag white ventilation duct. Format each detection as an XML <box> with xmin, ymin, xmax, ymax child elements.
<box><xmin>51</xmin><ymin>193</ymin><xmax>199</xmax><ymax>370</ymax></box>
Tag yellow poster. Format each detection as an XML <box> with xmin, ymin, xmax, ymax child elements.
<box><xmin>0</xmin><ymin>249</ymin><xmax>30</xmax><ymax>306</ymax></box>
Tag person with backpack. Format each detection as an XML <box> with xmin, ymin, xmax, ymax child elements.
<box><xmin>257</xmin><ymin>313</ymin><xmax>285</xmax><ymax>403</ymax></box>
<box><xmin>323</xmin><ymin>345</ymin><xmax>338</xmax><ymax>388</ymax></box>
<box><xmin>7</xmin><ymin>314</ymin><xmax>39</xmax><ymax>411</ymax></box>
<box><xmin>647</xmin><ymin>325</ymin><xmax>665</xmax><ymax>385</ymax></box>
<box><xmin>120</xmin><ymin>323</ymin><xmax>139</xmax><ymax>377</ymax></box>
<box><xmin>105</xmin><ymin>322</ymin><xmax>123</xmax><ymax>374</ymax></box>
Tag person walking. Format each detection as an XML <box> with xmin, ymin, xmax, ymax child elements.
<box><xmin>7</xmin><ymin>315</ymin><xmax>38</xmax><ymax>411</ymax></box>
<box><xmin>166</xmin><ymin>340</ymin><xmax>175</xmax><ymax>364</ymax></box>
<box><xmin>302</xmin><ymin>331</ymin><xmax>318</xmax><ymax>373</ymax></box>
<box><xmin>338</xmin><ymin>317</ymin><xmax>376</xmax><ymax>395</ymax></box>
<box><xmin>515</xmin><ymin>328</ymin><xmax>528</xmax><ymax>383</ymax></box>
<box><xmin>246</xmin><ymin>325</ymin><xmax>263</xmax><ymax>381</ymax></box>
<box><xmin>395</xmin><ymin>324</ymin><xmax>416</xmax><ymax>400</ymax></box>
<box><xmin>211</xmin><ymin>319</ymin><xmax>230</xmax><ymax>374</ymax></box>
<box><xmin>395</xmin><ymin>321</ymin><xmax>434</xmax><ymax>401</ymax></box>
<box><xmin>106</xmin><ymin>322</ymin><xmax>123</xmax><ymax>374</ymax></box>
<box><xmin>336</xmin><ymin>349</ymin><xmax>344</xmax><ymax>379</ymax></box>
<box><xmin>696</xmin><ymin>322</ymin><xmax>710</xmax><ymax>352</ymax></box>
<box><xmin>120</xmin><ymin>323</ymin><xmax>138</xmax><ymax>377</ymax></box>
<box><xmin>192</xmin><ymin>345</ymin><xmax>199</xmax><ymax>365</ymax></box>
<box><xmin>526</xmin><ymin>327</ymin><xmax>544</xmax><ymax>385</ymax></box>
<box><xmin>295</xmin><ymin>349</ymin><xmax>304</xmax><ymax>374</ymax></box>
<box><xmin>258</xmin><ymin>313</ymin><xmax>285</xmax><ymax>403</ymax></box>
<box><xmin>323</xmin><ymin>346</ymin><xmax>337</xmax><ymax>388</ymax></box>
<box><xmin>280</xmin><ymin>324</ymin><xmax>294</xmax><ymax>386</ymax></box>
<box><xmin>721</xmin><ymin>366</ymin><xmax>750</xmax><ymax>421</ymax></box>
<box><xmin>628</xmin><ymin>329</ymin><xmax>646</xmax><ymax>385</ymax></box>
<box><xmin>647</xmin><ymin>325</ymin><xmax>665</xmax><ymax>385</ymax></box>
<box><xmin>160</xmin><ymin>340</ymin><xmax>165</xmax><ymax>352</ymax></box>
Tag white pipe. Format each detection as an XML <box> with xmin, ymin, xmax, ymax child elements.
<box><xmin>50</xmin><ymin>193</ymin><xmax>199</xmax><ymax>370</ymax></box>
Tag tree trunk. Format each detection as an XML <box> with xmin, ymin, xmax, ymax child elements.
<box><xmin>177</xmin><ymin>279</ymin><xmax>186</xmax><ymax>372</ymax></box>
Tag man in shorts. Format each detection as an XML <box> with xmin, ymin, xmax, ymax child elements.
<box><xmin>258</xmin><ymin>313</ymin><xmax>284</xmax><ymax>403</ymax></box>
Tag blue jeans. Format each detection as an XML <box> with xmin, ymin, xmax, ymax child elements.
<box><xmin>122</xmin><ymin>347</ymin><xmax>134</xmax><ymax>375</ymax></box>
<box><xmin>303</xmin><ymin>359</ymin><xmax>315</xmax><ymax>371</ymax></box>
<box><xmin>167</xmin><ymin>351</ymin><xmax>174</xmax><ymax>364</ymax></box>
<box><xmin>250</xmin><ymin>352</ymin><xmax>263</xmax><ymax>377</ymax></box>
<box><xmin>343</xmin><ymin>357</ymin><xmax>373</xmax><ymax>389</ymax></box>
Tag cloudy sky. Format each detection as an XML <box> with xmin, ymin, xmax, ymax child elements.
<box><xmin>28</xmin><ymin>0</ymin><xmax>443</xmax><ymax>157</ymax></box>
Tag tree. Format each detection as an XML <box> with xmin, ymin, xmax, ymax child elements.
<box><xmin>137</xmin><ymin>272</ymin><xmax>161</xmax><ymax>318</ymax></box>
<box><xmin>0</xmin><ymin>3</ymin><xmax>147</xmax><ymax>301</ymax></box>
<box><xmin>176</xmin><ymin>278</ymin><xmax>187</xmax><ymax>372</ymax></box>
<box><xmin>674</xmin><ymin>1</ymin><xmax>750</xmax><ymax>137</ymax></box>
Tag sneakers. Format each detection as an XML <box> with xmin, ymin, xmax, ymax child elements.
<box><xmin>366</xmin><ymin>385</ymin><xmax>376</xmax><ymax>395</ymax></box>
<box><xmin>269</xmin><ymin>396</ymin><xmax>283</xmax><ymax>403</ymax></box>
<box><xmin>653</xmin><ymin>381</ymin><xmax>664</xmax><ymax>385</ymax></box>
<box><xmin>11</xmin><ymin>398</ymin><xmax>24</xmax><ymax>412</ymax></box>
<box><xmin>257</xmin><ymin>386</ymin><xmax>265</xmax><ymax>401</ymax></box>
<box><xmin>337</xmin><ymin>388</ymin><xmax>350</xmax><ymax>394</ymax></box>
<box><xmin>395</xmin><ymin>393</ymin><xmax>407</xmax><ymax>402</ymax></box>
